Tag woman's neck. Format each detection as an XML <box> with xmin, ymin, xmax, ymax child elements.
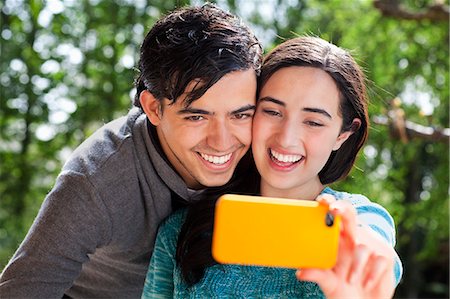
<box><xmin>259</xmin><ymin>177</ymin><xmax>325</xmax><ymax>201</ymax></box>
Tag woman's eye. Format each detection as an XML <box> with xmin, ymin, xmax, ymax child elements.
<box><xmin>185</xmin><ymin>115</ymin><xmax>205</xmax><ymax>121</ymax></box>
<box><xmin>305</xmin><ymin>120</ymin><xmax>323</xmax><ymax>127</ymax></box>
<box><xmin>262</xmin><ymin>109</ymin><xmax>281</xmax><ymax>117</ymax></box>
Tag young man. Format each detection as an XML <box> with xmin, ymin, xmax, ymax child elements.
<box><xmin>0</xmin><ymin>4</ymin><xmax>262</xmax><ymax>297</ymax></box>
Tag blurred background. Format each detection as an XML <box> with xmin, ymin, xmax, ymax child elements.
<box><xmin>0</xmin><ymin>0</ymin><xmax>448</xmax><ymax>297</ymax></box>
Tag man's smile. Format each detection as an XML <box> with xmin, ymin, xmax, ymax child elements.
<box><xmin>199</xmin><ymin>152</ymin><xmax>233</xmax><ymax>165</ymax></box>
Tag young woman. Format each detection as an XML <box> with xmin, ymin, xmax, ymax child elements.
<box><xmin>141</xmin><ymin>36</ymin><xmax>402</xmax><ymax>298</ymax></box>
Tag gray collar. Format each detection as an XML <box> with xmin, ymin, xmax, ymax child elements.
<box><xmin>131</xmin><ymin>108</ymin><xmax>190</xmax><ymax>201</ymax></box>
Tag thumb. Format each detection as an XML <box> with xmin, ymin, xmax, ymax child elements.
<box><xmin>296</xmin><ymin>268</ymin><xmax>338</xmax><ymax>295</ymax></box>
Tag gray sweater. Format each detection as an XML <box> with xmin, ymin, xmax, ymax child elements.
<box><xmin>0</xmin><ymin>108</ymin><xmax>192</xmax><ymax>298</ymax></box>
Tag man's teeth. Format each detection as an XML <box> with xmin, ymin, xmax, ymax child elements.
<box><xmin>270</xmin><ymin>149</ymin><xmax>302</xmax><ymax>163</ymax></box>
<box><xmin>200</xmin><ymin>153</ymin><xmax>232</xmax><ymax>165</ymax></box>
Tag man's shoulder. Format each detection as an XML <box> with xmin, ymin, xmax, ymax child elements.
<box><xmin>62</xmin><ymin>108</ymin><xmax>146</xmax><ymax>177</ymax></box>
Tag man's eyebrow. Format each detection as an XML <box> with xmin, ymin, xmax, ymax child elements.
<box><xmin>177</xmin><ymin>108</ymin><xmax>211</xmax><ymax>115</ymax></box>
<box><xmin>177</xmin><ymin>104</ymin><xmax>256</xmax><ymax>116</ymax></box>
<box><xmin>231</xmin><ymin>104</ymin><xmax>256</xmax><ymax>115</ymax></box>
<box><xmin>258</xmin><ymin>96</ymin><xmax>286</xmax><ymax>107</ymax></box>
<box><xmin>303</xmin><ymin>107</ymin><xmax>332</xmax><ymax>119</ymax></box>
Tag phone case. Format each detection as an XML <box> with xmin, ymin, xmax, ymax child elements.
<box><xmin>212</xmin><ymin>194</ymin><xmax>341</xmax><ymax>269</ymax></box>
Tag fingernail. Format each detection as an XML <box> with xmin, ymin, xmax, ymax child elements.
<box><xmin>331</xmin><ymin>206</ymin><xmax>342</xmax><ymax>213</ymax></box>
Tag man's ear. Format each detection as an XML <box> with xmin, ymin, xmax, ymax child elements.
<box><xmin>332</xmin><ymin>118</ymin><xmax>362</xmax><ymax>151</ymax></box>
<box><xmin>140</xmin><ymin>90</ymin><xmax>162</xmax><ymax>126</ymax></box>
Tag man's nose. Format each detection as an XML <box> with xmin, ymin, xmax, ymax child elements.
<box><xmin>207</xmin><ymin>119</ymin><xmax>235</xmax><ymax>151</ymax></box>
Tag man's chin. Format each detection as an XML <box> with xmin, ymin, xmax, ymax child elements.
<box><xmin>198</xmin><ymin>173</ymin><xmax>234</xmax><ymax>188</ymax></box>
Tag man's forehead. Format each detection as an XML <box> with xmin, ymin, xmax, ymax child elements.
<box><xmin>171</xmin><ymin>70</ymin><xmax>257</xmax><ymax>112</ymax></box>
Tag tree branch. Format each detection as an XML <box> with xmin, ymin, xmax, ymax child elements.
<box><xmin>372</xmin><ymin>115</ymin><xmax>450</xmax><ymax>143</ymax></box>
<box><xmin>373</xmin><ymin>0</ymin><xmax>449</xmax><ymax>22</ymax></box>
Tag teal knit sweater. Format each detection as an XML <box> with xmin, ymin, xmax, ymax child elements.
<box><xmin>142</xmin><ymin>188</ymin><xmax>403</xmax><ymax>298</ymax></box>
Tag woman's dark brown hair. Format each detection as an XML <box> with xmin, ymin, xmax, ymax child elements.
<box><xmin>176</xmin><ymin>153</ymin><xmax>259</xmax><ymax>285</ymax></box>
<box><xmin>259</xmin><ymin>36</ymin><xmax>369</xmax><ymax>184</ymax></box>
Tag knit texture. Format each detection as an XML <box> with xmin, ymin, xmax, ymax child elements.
<box><xmin>142</xmin><ymin>187</ymin><xmax>403</xmax><ymax>298</ymax></box>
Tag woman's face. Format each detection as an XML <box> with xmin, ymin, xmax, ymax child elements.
<box><xmin>252</xmin><ymin>66</ymin><xmax>354</xmax><ymax>199</ymax></box>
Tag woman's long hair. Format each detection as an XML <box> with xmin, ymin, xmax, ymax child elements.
<box><xmin>176</xmin><ymin>152</ymin><xmax>259</xmax><ymax>285</ymax></box>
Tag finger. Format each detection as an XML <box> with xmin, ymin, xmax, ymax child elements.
<box><xmin>347</xmin><ymin>244</ymin><xmax>372</xmax><ymax>284</ymax></box>
<box><xmin>296</xmin><ymin>268</ymin><xmax>339</xmax><ymax>295</ymax></box>
<box><xmin>363</xmin><ymin>255</ymin><xmax>392</xmax><ymax>290</ymax></box>
<box><xmin>316</xmin><ymin>193</ymin><xmax>337</xmax><ymax>206</ymax></box>
<box><xmin>332</xmin><ymin>230</ymin><xmax>354</xmax><ymax>278</ymax></box>
<box><xmin>317</xmin><ymin>194</ymin><xmax>337</xmax><ymax>229</ymax></box>
<box><xmin>354</xmin><ymin>225</ymin><xmax>396</xmax><ymax>272</ymax></box>
<box><xmin>329</xmin><ymin>201</ymin><xmax>357</xmax><ymax>246</ymax></box>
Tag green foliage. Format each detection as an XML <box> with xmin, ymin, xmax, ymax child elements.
<box><xmin>1</xmin><ymin>0</ymin><xmax>448</xmax><ymax>297</ymax></box>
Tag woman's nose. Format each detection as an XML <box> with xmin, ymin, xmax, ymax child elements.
<box><xmin>275</xmin><ymin>119</ymin><xmax>301</xmax><ymax>148</ymax></box>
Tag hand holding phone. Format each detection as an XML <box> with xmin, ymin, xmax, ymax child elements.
<box><xmin>212</xmin><ymin>194</ymin><xmax>341</xmax><ymax>269</ymax></box>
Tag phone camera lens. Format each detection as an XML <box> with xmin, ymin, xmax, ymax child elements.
<box><xmin>325</xmin><ymin>213</ymin><xmax>334</xmax><ymax>227</ymax></box>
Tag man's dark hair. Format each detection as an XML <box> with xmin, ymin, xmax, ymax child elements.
<box><xmin>133</xmin><ymin>4</ymin><xmax>262</xmax><ymax>107</ymax></box>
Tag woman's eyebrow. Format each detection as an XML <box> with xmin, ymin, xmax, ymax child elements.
<box><xmin>258</xmin><ymin>96</ymin><xmax>285</xmax><ymax>107</ymax></box>
<box><xmin>258</xmin><ymin>97</ymin><xmax>332</xmax><ymax>118</ymax></box>
<box><xmin>303</xmin><ymin>107</ymin><xmax>332</xmax><ymax>119</ymax></box>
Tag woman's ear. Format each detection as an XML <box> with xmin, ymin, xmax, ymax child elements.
<box><xmin>332</xmin><ymin>118</ymin><xmax>362</xmax><ymax>151</ymax></box>
<box><xmin>140</xmin><ymin>90</ymin><xmax>162</xmax><ymax>126</ymax></box>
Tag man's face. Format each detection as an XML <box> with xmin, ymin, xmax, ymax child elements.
<box><xmin>147</xmin><ymin>69</ymin><xmax>257</xmax><ymax>189</ymax></box>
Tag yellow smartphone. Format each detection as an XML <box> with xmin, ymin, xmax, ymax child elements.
<box><xmin>211</xmin><ymin>194</ymin><xmax>341</xmax><ymax>269</ymax></box>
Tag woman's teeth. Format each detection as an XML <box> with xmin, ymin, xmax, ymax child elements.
<box><xmin>270</xmin><ymin>149</ymin><xmax>302</xmax><ymax>163</ymax></box>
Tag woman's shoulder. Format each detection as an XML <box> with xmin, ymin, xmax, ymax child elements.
<box><xmin>322</xmin><ymin>187</ymin><xmax>394</xmax><ymax>227</ymax></box>
<box><xmin>322</xmin><ymin>187</ymin><xmax>370</xmax><ymax>204</ymax></box>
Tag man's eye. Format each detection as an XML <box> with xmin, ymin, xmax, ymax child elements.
<box><xmin>263</xmin><ymin>109</ymin><xmax>281</xmax><ymax>117</ymax></box>
<box><xmin>233</xmin><ymin>113</ymin><xmax>253</xmax><ymax>120</ymax></box>
<box><xmin>185</xmin><ymin>115</ymin><xmax>205</xmax><ymax>121</ymax></box>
